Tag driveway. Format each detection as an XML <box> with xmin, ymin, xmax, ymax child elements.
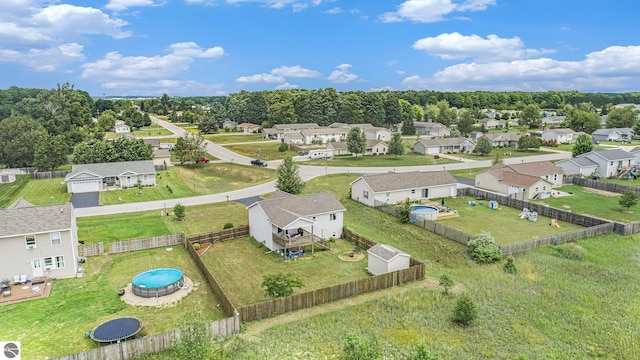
<box><xmin>71</xmin><ymin>192</ymin><xmax>99</xmax><ymax>208</ymax></box>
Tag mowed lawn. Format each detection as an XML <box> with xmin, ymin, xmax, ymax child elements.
<box><xmin>533</xmin><ymin>184</ymin><xmax>639</xmax><ymax>223</ymax></box>
<box><xmin>99</xmin><ymin>163</ymin><xmax>275</xmax><ymax>205</ymax></box>
<box><xmin>306</xmin><ymin>152</ymin><xmax>456</xmax><ymax>167</ymax></box>
<box><xmin>225</xmin><ymin>142</ymin><xmax>299</xmax><ymax>160</ymax></box>
<box><xmin>457</xmin><ymin>148</ymin><xmax>553</xmax><ymax>160</ymax></box>
<box><xmin>437</xmin><ymin>196</ymin><xmax>584</xmax><ymax>244</ymax></box>
<box><xmin>204</xmin><ymin>133</ymin><xmax>269</xmax><ymax>144</ymax></box>
<box><xmin>201</xmin><ymin>237</ymin><xmax>369</xmax><ymax>307</ymax></box>
<box><xmin>77</xmin><ymin>201</ymin><xmax>248</xmax><ymax>243</ymax></box>
<box><xmin>0</xmin><ymin>246</ymin><xmax>226</xmax><ymax>359</ymax></box>
<box><xmin>0</xmin><ymin>175</ymin><xmax>70</xmax><ymax>207</ymax></box>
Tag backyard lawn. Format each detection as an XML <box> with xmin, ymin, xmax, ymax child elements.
<box><xmin>77</xmin><ymin>201</ymin><xmax>248</xmax><ymax>243</ymax></box>
<box><xmin>457</xmin><ymin>148</ymin><xmax>554</xmax><ymax>160</ymax></box>
<box><xmin>532</xmin><ymin>184</ymin><xmax>638</xmax><ymax>223</ymax></box>
<box><xmin>436</xmin><ymin>196</ymin><xmax>584</xmax><ymax>244</ymax></box>
<box><xmin>0</xmin><ymin>175</ymin><xmax>70</xmax><ymax>208</ymax></box>
<box><xmin>201</xmin><ymin>237</ymin><xmax>369</xmax><ymax>307</ymax></box>
<box><xmin>0</xmin><ymin>246</ymin><xmax>226</xmax><ymax>359</ymax></box>
<box><xmin>448</xmin><ymin>166</ymin><xmax>489</xmax><ymax>180</ymax></box>
<box><xmin>99</xmin><ymin>163</ymin><xmax>275</xmax><ymax>205</ymax></box>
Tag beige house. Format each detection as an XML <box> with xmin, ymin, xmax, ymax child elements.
<box><xmin>64</xmin><ymin>160</ymin><xmax>157</xmax><ymax>193</ymax></box>
<box><xmin>413</xmin><ymin>137</ymin><xmax>476</xmax><ymax>154</ymax></box>
<box><xmin>236</xmin><ymin>122</ymin><xmax>261</xmax><ymax>133</ymax></box>
<box><xmin>153</xmin><ymin>149</ymin><xmax>171</xmax><ymax>167</ymax></box>
<box><xmin>367</xmin><ymin>243</ymin><xmax>411</xmax><ymax>275</ymax></box>
<box><xmin>0</xmin><ymin>200</ymin><xmax>79</xmax><ymax>281</ymax></box>
<box><xmin>478</xmin><ymin>133</ymin><xmax>522</xmax><ymax>147</ymax></box>
<box><xmin>327</xmin><ymin>140</ymin><xmax>388</xmax><ymax>156</ymax></box>
<box><xmin>475</xmin><ymin>162</ymin><xmax>561</xmax><ymax>200</ymax></box>
<box><xmin>350</xmin><ymin>171</ymin><xmax>458</xmax><ymax>207</ymax></box>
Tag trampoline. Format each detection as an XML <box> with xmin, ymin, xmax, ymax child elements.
<box><xmin>90</xmin><ymin>317</ymin><xmax>143</xmax><ymax>344</ymax></box>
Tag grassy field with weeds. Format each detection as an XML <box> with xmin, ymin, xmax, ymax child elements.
<box><xmin>457</xmin><ymin>148</ymin><xmax>553</xmax><ymax>160</ymax></box>
<box><xmin>77</xmin><ymin>201</ymin><xmax>248</xmax><ymax>243</ymax></box>
<box><xmin>204</xmin><ymin>133</ymin><xmax>269</xmax><ymax>144</ymax></box>
<box><xmin>0</xmin><ymin>247</ymin><xmax>226</xmax><ymax>359</ymax></box>
<box><xmin>306</xmin><ymin>152</ymin><xmax>456</xmax><ymax>167</ymax></box>
<box><xmin>225</xmin><ymin>142</ymin><xmax>299</xmax><ymax>160</ymax></box>
<box><xmin>0</xmin><ymin>175</ymin><xmax>70</xmax><ymax>207</ymax></box>
<box><xmin>201</xmin><ymin>237</ymin><xmax>369</xmax><ymax>307</ymax></box>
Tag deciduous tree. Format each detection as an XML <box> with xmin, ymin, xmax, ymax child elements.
<box><xmin>519</xmin><ymin>104</ymin><xmax>542</xmax><ymax>129</ymax></box>
<box><xmin>262</xmin><ymin>272</ymin><xmax>303</xmax><ymax>298</ymax></box>
<box><xmin>474</xmin><ymin>136</ymin><xmax>493</xmax><ymax>156</ymax></box>
<box><xmin>347</xmin><ymin>127</ymin><xmax>367</xmax><ymax>157</ymax></box>
<box><xmin>572</xmin><ymin>133</ymin><xmax>594</xmax><ymax>157</ymax></box>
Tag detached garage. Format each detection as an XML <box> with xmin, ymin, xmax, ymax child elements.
<box><xmin>367</xmin><ymin>243</ymin><xmax>411</xmax><ymax>275</ymax></box>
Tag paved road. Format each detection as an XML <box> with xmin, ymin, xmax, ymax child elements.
<box><xmin>74</xmin><ymin>119</ymin><xmax>573</xmax><ymax>217</ymax></box>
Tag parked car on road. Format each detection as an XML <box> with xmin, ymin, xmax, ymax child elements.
<box><xmin>251</xmin><ymin>159</ymin><xmax>268</xmax><ymax>167</ymax></box>
<box><xmin>197</xmin><ymin>157</ymin><xmax>210</xmax><ymax>163</ymax></box>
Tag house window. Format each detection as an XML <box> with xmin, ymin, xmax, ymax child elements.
<box><xmin>25</xmin><ymin>235</ymin><xmax>36</xmax><ymax>249</ymax></box>
<box><xmin>44</xmin><ymin>257</ymin><xmax>53</xmax><ymax>269</ymax></box>
<box><xmin>554</xmin><ymin>174</ymin><xmax>558</xmax><ymax>181</ymax></box>
<box><xmin>543</xmin><ymin>186</ymin><xmax>547</xmax><ymax>191</ymax></box>
<box><xmin>51</xmin><ymin>232</ymin><xmax>61</xmax><ymax>246</ymax></box>
<box><xmin>312</xmin><ymin>216</ymin><xmax>316</xmax><ymax>221</ymax></box>
<box><xmin>55</xmin><ymin>256</ymin><xmax>65</xmax><ymax>269</ymax></box>
<box><xmin>535</xmin><ymin>187</ymin><xmax>539</xmax><ymax>192</ymax></box>
<box><xmin>545</xmin><ymin>175</ymin><xmax>549</xmax><ymax>180</ymax></box>
<box><xmin>421</xmin><ymin>188</ymin><xmax>429</xmax><ymax>198</ymax></box>
<box><xmin>411</xmin><ymin>189</ymin><xmax>416</xmax><ymax>194</ymax></box>
<box><xmin>143</xmin><ymin>174</ymin><xmax>148</xmax><ymax>181</ymax></box>
<box><xmin>363</xmin><ymin>190</ymin><xmax>369</xmax><ymax>199</ymax></box>
<box><xmin>330</xmin><ymin>213</ymin><xmax>337</xmax><ymax>221</ymax></box>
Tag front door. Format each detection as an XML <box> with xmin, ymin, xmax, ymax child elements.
<box><xmin>32</xmin><ymin>258</ymin><xmax>44</xmax><ymax>278</ymax></box>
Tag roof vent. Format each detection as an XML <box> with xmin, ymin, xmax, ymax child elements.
<box><xmin>60</xmin><ymin>207</ymin><xmax>64</xmax><ymax>213</ymax></box>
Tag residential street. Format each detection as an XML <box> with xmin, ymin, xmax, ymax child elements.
<box><xmin>74</xmin><ymin>118</ymin><xmax>573</xmax><ymax>217</ymax></box>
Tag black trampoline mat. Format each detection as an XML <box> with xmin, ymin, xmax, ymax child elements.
<box><xmin>91</xmin><ymin>317</ymin><xmax>142</xmax><ymax>343</ymax></box>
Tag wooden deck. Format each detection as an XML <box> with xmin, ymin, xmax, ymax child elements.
<box><xmin>0</xmin><ymin>280</ymin><xmax>52</xmax><ymax>306</ymax></box>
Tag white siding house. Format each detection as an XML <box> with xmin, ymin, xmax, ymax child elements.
<box><xmin>247</xmin><ymin>192</ymin><xmax>346</xmax><ymax>251</ymax></box>
<box><xmin>350</xmin><ymin>171</ymin><xmax>458</xmax><ymax>207</ymax></box>
<box><xmin>64</xmin><ymin>160</ymin><xmax>156</xmax><ymax>193</ymax></box>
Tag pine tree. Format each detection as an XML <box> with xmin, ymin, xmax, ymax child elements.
<box><xmin>387</xmin><ymin>132</ymin><xmax>405</xmax><ymax>159</ymax></box>
<box><xmin>276</xmin><ymin>155</ymin><xmax>305</xmax><ymax>194</ymax></box>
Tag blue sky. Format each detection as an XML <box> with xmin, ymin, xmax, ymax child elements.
<box><xmin>1</xmin><ymin>0</ymin><xmax>640</xmax><ymax>97</ymax></box>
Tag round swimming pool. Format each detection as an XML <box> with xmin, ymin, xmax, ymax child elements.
<box><xmin>411</xmin><ymin>205</ymin><xmax>439</xmax><ymax>221</ymax></box>
<box><xmin>132</xmin><ymin>268</ymin><xmax>184</xmax><ymax>298</ymax></box>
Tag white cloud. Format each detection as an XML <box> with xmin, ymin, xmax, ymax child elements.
<box><xmin>413</xmin><ymin>32</ymin><xmax>551</xmax><ymax>61</ymax></box>
<box><xmin>81</xmin><ymin>42</ymin><xmax>225</xmax><ymax>81</ymax></box>
<box><xmin>380</xmin><ymin>0</ymin><xmax>495</xmax><ymax>23</ymax></box>
<box><xmin>0</xmin><ymin>43</ymin><xmax>84</xmax><ymax>72</ymax></box>
<box><xmin>369</xmin><ymin>86</ymin><xmax>395</xmax><ymax>92</ymax></box>
<box><xmin>225</xmin><ymin>0</ymin><xmax>323</xmax><ymax>10</ymax></box>
<box><xmin>324</xmin><ymin>7</ymin><xmax>343</xmax><ymax>14</ymax></box>
<box><xmin>327</xmin><ymin>63</ymin><xmax>357</xmax><ymax>83</ymax></box>
<box><xmin>100</xmin><ymin>79</ymin><xmax>225</xmax><ymax>96</ymax></box>
<box><xmin>276</xmin><ymin>82</ymin><xmax>299</xmax><ymax>89</ymax></box>
<box><xmin>236</xmin><ymin>73</ymin><xmax>286</xmax><ymax>83</ymax></box>
<box><xmin>105</xmin><ymin>0</ymin><xmax>164</xmax><ymax>12</ymax></box>
<box><xmin>271</xmin><ymin>65</ymin><xmax>320</xmax><ymax>78</ymax></box>
<box><xmin>409</xmin><ymin>45</ymin><xmax>640</xmax><ymax>91</ymax></box>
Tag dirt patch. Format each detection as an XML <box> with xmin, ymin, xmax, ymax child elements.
<box><xmin>583</xmin><ymin>187</ymin><xmax>620</xmax><ymax>197</ymax></box>
<box><xmin>338</xmin><ymin>252</ymin><xmax>364</xmax><ymax>261</ymax></box>
<box><xmin>242</xmin><ymin>276</ymin><xmax>465</xmax><ymax>341</ymax></box>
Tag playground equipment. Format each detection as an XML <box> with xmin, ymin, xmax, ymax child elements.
<box><xmin>550</xmin><ymin>219</ymin><xmax>560</xmax><ymax>227</ymax></box>
<box><xmin>519</xmin><ymin>208</ymin><xmax>538</xmax><ymax>222</ymax></box>
<box><xmin>617</xmin><ymin>166</ymin><xmax>638</xmax><ymax>180</ymax></box>
<box><xmin>489</xmin><ymin>200</ymin><xmax>498</xmax><ymax>210</ymax></box>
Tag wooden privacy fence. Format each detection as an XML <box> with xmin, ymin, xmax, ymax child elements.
<box><xmin>614</xmin><ymin>221</ymin><xmax>640</xmax><ymax>236</ymax></box>
<box><xmin>565</xmin><ymin>175</ymin><xmax>640</xmax><ymax>194</ymax></box>
<box><xmin>78</xmin><ymin>242</ymin><xmax>104</xmax><ymax>257</ymax></box>
<box><xmin>186</xmin><ymin>225</ymin><xmax>249</xmax><ymax>244</ymax></box>
<box><xmin>417</xmin><ymin>220</ymin><xmax>473</xmax><ymax>246</ymax></box>
<box><xmin>185</xmin><ymin>237</ymin><xmax>237</xmax><ymax>317</ymax></box>
<box><xmin>109</xmin><ymin>233</ymin><xmax>185</xmax><ymax>254</ymax></box>
<box><xmin>51</xmin><ymin>314</ymin><xmax>240</xmax><ymax>360</ymax></box>
<box><xmin>499</xmin><ymin>223</ymin><xmax>614</xmax><ymax>256</ymax></box>
<box><xmin>33</xmin><ymin>170</ymin><xmax>71</xmax><ymax>179</ymax></box>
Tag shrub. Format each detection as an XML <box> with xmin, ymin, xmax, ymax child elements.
<box><xmin>556</xmin><ymin>243</ymin><xmax>587</xmax><ymax>260</ymax></box>
<box><xmin>397</xmin><ymin>198</ymin><xmax>413</xmax><ymax>224</ymax></box>
<box><xmin>193</xmin><ymin>243</ymin><xmax>201</xmax><ymax>250</ymax></box>
<box><xmin>173</xmin><ymin>203</ymin><xmax>186</xmax><ymax>220</ymax></box>
<box><xmin>452</xmin><ymin>292</ymin><xmax>478</xmax><ymax>327</ymax></box>
<box><xmin>619</xmin><ymin>189</ymin><xmax>640</xmax><ymax>209</ymax></box>
<box><xmin>171</xmin><ymin>310</ymin><xmax>213</xmax><ymax>360</ymax></box>
<box><xmin>439</xmin><ymin>274</ymin><xmax>454</xmax><ymax>295</ymax></box>
<box><xmin>412</xmin><ymin>341</ymin><xmax>439</xmax><ymax>360</ymax></box>
<box><xmin>278</xmin><ymin>141</ymin><xmax>289</xmax><ymax>152</ymax></box>
<box><xmin>468</xmin><ymin>232</ymin><xmax>502</xmax><ymax>264</ymax></box>
<box><xmin>262</xmin><ymin>273</ymin><xmax>303</xmax><ymax>298</ymax></box>
<box><xmin>503</xmin><ymin>256</ymin><xmax>517</xmax><ymax>274</ymax></box>
<box><xmin>223</xmin><ymin>222</ymin><xmax>234</xmax><ymax>229</ymax></box>
<box><xmin>342</xmin><ymin>333</ymin><xmax>381</xmax><ymax>360</ymax></box>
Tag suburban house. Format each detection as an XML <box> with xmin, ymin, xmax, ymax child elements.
<box><xmin>328</xmin><ymin>140</ymin><xmax>388</xmax><ymax>156</ymax></box>
<box><xmin>0</xmin><ymin>199</ymin><xmax>79</xmax><ymax>280</ymax></box>
<box><xmin>413</xmin><ymin>122</ymin><xmax>451</xmax><ymax>137</ymax></box>
<box><xmin>475</xmin><ymin>163</ymin><xmax>557</xmax><ymax>200</ymax></box>
<box><xmin>236</xmin><ymin>122</ymin><xmax>261</xmax><ymax>133</ymax></box>
<box><xmin>153</xmin><ymin>149</ymin><xmax>171</xmax><ymax>167</ymax></box>
<box><xmin>300</xmin><ymin>127</ymin><xmax>348</xmax><ymax>145</ymax></box>
<box><xmin>541</xmin><ymin>116</ymin><xmax>566</xmax><ymax>127</ymax></box>
<box><xmin>367</xmin><ymin>243</ymin><xmax>411</xmax><ymax>276</ymax></box>
<box><xmin>114</xmin><ymin>120</ymin><xmax>130</xmax><ymax>134</ymax></box>
<box><xmin>479</xmin><ymin>118</ymin><xmax>507</xmax><ymax>129</ymax></box>
<box><xmin>222</xmin><ymin>119</ymin><xmax>237</xmax><ymax>130</ymax></box>
<box><xmin>556</xmin><ymin>149</ymin><xmax>636</xmax><ymax>178</ymax></box>
<box><xmin>247</xmin><ymin>191</ymin><xmax>346</xmax><ymax>252</ymax></box>
<box><xmin>591</xmin><ymin>128</ymin><xmax>636</xmax><ymax>142</ymax></box>
<box><xmin>144</xmin><ymin>138</ymin><xmax>160</xmax><ymax>149</ymax></box>
<box><xmin>350</xmin><ymin>171</ymin><xmax>458</xmax><ymax>207</ymax></box>
<box><xmin>64</xmin><ymin>160</ymin><xmax>157</xmax><ymax>193</ymax></box>
<box><xmin>282</xmin><ymin>131</ymin><xmax>305</xmax><ymax>145</ymax></box>
<box><xmin>478</xmin><ymin>133</ymin><xmax>522</xmax><ymax>147</ymax></box>
<box><xmin>263</xmin><ymin>123</ymin><xmax>320</xmax><ymax>140</ymax></box>
<box><xmin>362</xmin><ymin>127</ymin><xmax>392</xmax><ymax>142</ymax></box>
<box><xmin>630</xmin><ymin>147</ymin><xmax>640</xmax><ymax>162</ymax></box>
<box><xmin>413</xmin><ymin>137</ymin><xmax>476</xmax><ymax>154</ymax></box>
<box><xmin>541</xmin><ymin>128</ymin><xmax>581</xmax><ymax>144</ymax></box>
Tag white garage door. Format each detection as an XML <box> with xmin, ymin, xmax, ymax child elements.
<box><xmin>71</xmin><ymin>180</ymin><xmax>100</xmax><ymax>193</ymax></box>
<box><xmin>427</xmin><ymin>147</ymin><xmax>440</xmax><ymax>155</ymax></box>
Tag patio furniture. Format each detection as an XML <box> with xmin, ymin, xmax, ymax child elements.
<box><xmin>20</xmin><ymin>274</ymin><xmax>27</xmax><ymax>284</ymax></box>
<box><xmin>0</xmin><ymin>278</ymin><xmax>9</xmax><ymax>290</ymax></box>
<box><xmin>2</xmin><ymin>288</ymin><xmax>10</xmax><ymax>297</ymax></box>
<box><xmin>13</xmin><ymin>275</ymin><xmax>20</xmax><ymax>285</ymax></box>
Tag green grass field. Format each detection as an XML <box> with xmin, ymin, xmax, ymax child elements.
<box><xmin>99</xmin><ymin>163</ymin><xmax>275</xmax><ymax>205</ymax></box>
<box><xmin>0</xmin><ymin>247</ymin><xmax>226</xmax><ymax>359</ymax></box>
<box><xmin>448</xmin><ymin>166</ymin><xmax>489</xmax><ymax>180</ymax></box>
<box><xmin>201</xmin><ymin>237</ymin><xmax>369</xmax><ymax>307</ymax></box>
<box><xmin>306</xmin><ymin>152</ymin><xmax>456</xmax><ymax>167</ymax></box>
<box><xmin>204</xmin><ymin>133</ymin><xmax>268</xmax><ymax>144</ymax></box>
<box><xmin>457</xmin><ymin>148</ymin><xmax>552</xmax><ymax>160</ymax></box>
<box><xmin>225</xmin><ymin>142</ymin><xmax>300</xmax><ymax>160</ymax></box>
<box><xmin>0</xmin><ymin>175</ymin><xmax>70</xmax><ymax>207</ymax></box>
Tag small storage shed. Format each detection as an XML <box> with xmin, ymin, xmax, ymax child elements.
<box><xmin>0</xmin><ymin>171</ymin><xmax>16</xmax><ymax>184</ymax></box>
<box><xmin>367</xmin><ymin>243</ymin><xmax>411</xmax><ymax>275</ymax></box>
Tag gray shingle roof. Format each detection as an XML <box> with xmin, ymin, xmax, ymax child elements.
<box><xmin>255</xmin><ymin>192</ymin><xmax>346</xmax><ymax>228</ymax></box>
<box><xmin>368</xmin><ymin>243</ymin><xmax>409</xmax><ymax>261</ymax></box>
<box><xmin>583</xmin><ymin>149</ymin><xmax>635</xmax><ymax>161</ymax></box>
<box><xmin>0</xmin><ymin>203</ymin><xmax>73</xmax><ymax>238</ymax></box>
<box><xmin>65</xmin><ymin>160</ymin><xmax>156</xmax><ymax>180</ymax></box>
<box><xmin>415</xmin><ymin>137</ymin><xmax>471</xmax><ymax>147</ymax></box>
<box><xmin>356</xmin><ymin>171</ymin><xmax>457</xmax><ymax>192</ymax></box>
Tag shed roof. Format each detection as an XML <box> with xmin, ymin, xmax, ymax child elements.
<box><xmin>368</xmin><ymin>243</ymin><xmax>409</xmax><ymax>262</ymax></box>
